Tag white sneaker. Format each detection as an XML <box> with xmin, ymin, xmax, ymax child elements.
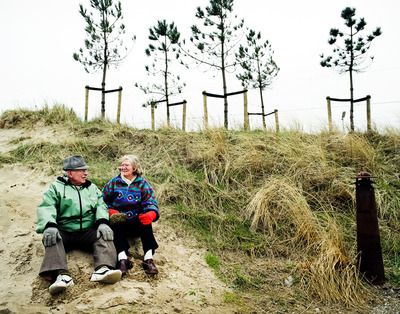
<box><xmin>49</xmin><ymin>274</ymin><xmax>74</xmax><ymax>295</ymax></box>
<box><xmin>90</xmin><ymin>266</ymin><xmax>122</xmax><ymax>284</ymax></box>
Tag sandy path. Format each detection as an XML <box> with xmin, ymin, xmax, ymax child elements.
<box><xmin>0</xmin><ymin>128</ymin><xmax>238</xmax><ymax>313</ymax></box>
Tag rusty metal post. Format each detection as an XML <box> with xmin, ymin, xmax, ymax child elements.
<box><xmin>354</xmin><ymin>172</ymin><xmax>385</xmax><ymax>285</ymax></box>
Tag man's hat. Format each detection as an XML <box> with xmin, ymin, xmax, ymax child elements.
<box><xmin>63</xmin><ymin>155</ymin><xmax>89</xmax><ymax>171</ymax></box>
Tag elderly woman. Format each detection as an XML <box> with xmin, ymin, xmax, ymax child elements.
<box><xmin>102</xmin><ymin>155</ymin><xmax>160</xmax><ymax>275</ymax></box>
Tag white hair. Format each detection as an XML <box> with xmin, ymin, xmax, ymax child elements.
<box><xmin>118</xmin><ymin>155</ymin><xmax>143</xmax><ymax>175</ymax></box>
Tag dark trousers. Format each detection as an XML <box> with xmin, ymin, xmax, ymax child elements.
<box><xmin>39</xmin><ymin>229</ymin><xmax>117</xmax><ymax>281</ymax></box>
<box><xmin>112</xmin><ymin>220</ymin><xmax>158</xmax><ymax>256</ymax></box>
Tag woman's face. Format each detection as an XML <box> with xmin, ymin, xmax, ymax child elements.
<box><xmin>119</xmin><ymin>159</ymin><xmax>134</xmax><ymax>178</ymax></box>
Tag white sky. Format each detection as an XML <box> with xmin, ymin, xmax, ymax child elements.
<box><xmin>1</xmin><ymin>0</ymin><xmax>399</xmax><ymax>132</ymax></box>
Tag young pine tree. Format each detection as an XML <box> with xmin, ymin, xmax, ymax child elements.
<box><xmin>236</xmin><ymin>29</ymin><xmax>279</xmax><ymax>130</ymax></box>
<box><xmin>183</xmin><ymin>0</ymin><xmax>244</xmax><ymax>129</ymax></box>
<box><xmin>135</xmin><ymin>20</ymin><xmax>185</xmax><ymax>127</ymax></box>
<box><xmin>320</xmin><ymin>7</ymin><xmax>381</xmax><ymax>131</ymax></box>
<box><xmin>73</xmin><ymin>0</ymin><xmax>134</xmax><ymax>118</ymax></box>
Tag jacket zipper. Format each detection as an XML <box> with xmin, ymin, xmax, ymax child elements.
<box><xmin>76</xmin><ymin>187</ymin><xmax>83</xmax><ymax>231</ymax></box>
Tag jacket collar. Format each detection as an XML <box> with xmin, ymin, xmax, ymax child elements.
<box><xmin>116</xmin><ymin>173</ymin><xmax>140</xmax><ymax>183</ymax></box>
<box><xmin>57</xmin><ymin>176</ymin><xmax>92</xmax><ymax>188</ymax></box>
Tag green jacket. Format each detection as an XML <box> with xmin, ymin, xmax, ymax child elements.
<box><xmin>36</xmin><ymin>176</ymin><xmax>109</xmax><ymax>233</ymax></box>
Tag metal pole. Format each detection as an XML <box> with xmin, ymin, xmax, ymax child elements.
<box><xmin>354</xmin><ymin>172</ymin><xmax>385</xmax><ymax>285</ymax></box>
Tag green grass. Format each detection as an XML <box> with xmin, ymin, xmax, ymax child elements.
<box><xmin>205</xmin><ymin>253</ymin><xmax>221</xmax><ymax>271</ymax></box>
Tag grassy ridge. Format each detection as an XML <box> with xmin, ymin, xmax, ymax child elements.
<box><xmin>1</xmin><ymin>104</ymin><xmax>399</xmax><ymax>311</ymax></box>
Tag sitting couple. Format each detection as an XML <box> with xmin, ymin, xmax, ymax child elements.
<box><xmin>36</xmin><ymin>154</ymin><xmax>159</xmax><ymax>295</ymax></box>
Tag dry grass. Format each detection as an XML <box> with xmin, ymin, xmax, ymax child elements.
<box><xmin>244</xmin><ymin>176</ymin><xmax>372</xmax><ymax>308</ymax></box>
<box><xmin>1</xmin><ymin>106</ymin><xmax>400</xmax><ymax>311</ymax></box>
<box><xmin>245</xmin><ymin>176</ymin><xmax>319</xmax><ymax>244</ymax></box>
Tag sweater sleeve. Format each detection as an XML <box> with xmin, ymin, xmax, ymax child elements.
<box><xmin>141</xmin><ymin>179</ymin><xmax>160</xmax><ymax>222</ymax></box>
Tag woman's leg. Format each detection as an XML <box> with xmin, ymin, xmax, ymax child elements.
<box><xmin>111</xmin><ymin>224</ymin><xmax>131</xmax><ymax>254</ymax></box>
<box><xmin>112</xmin><ymin>223</ymin><xmax>133</xmax><ymax>273</ymax></box>
<box><xmin>140</xmin><ymin>223</ymin><xmax>159</xmax><ymax>255</ymax></box>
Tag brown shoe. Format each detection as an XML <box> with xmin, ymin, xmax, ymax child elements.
<box><xmin>142</xmin><ymin>259</ymin><xmax>158</xmax><ymax>274</ymax></box>
<box><xmin>118</xmin><ymin>259</ymin><xmax>132</xmax><ymax>274</ymax></box>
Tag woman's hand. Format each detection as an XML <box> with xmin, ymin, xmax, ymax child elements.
<box><xmin>139</xmin><ymin>211</ymin><xmax>156</xmax><ymax>225</ymax></box>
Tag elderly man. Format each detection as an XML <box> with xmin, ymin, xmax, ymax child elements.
<box><xmin>36</xmin><ymin>155</ymin><xmax>121</xmax><ymax>295</ymax></box>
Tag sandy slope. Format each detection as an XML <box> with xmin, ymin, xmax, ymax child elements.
<box><xmin>0</xmin><ymin>128</ymin><xmax>238</xmax><ymax>313</ymax></box>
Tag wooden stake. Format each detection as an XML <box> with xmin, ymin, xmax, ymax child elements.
<box><xmin>366</xmin><ymin>95</ymin><xmax>371</xmax><ymax>132</ymax></box>
<box><xmin>182</xmin><ymin>100</ymin><xmax>187</xmax><ymax>131</ymax></box>
<box><xmin>85</xmin><ymin>85</ymin><xmax>89</xmax><ymax>122</ymax></box>
<box><xmin>243</xmin><ymin>89</ymin><xmax>249</xmax><ymax>130</ymax></box>
<box><xmin>117</xmin><ymin>87</ymin><xmax>122</xmax><ymax>124</ymax></box>
<box><xmin>203</xmin><ymin>91</ymin><xmax>208</xmax><ymax>129</ymax></box>
<box><xmin>151</xmin><ymin>102</ymin><xmax>155</xmax><ymax>131</ymax></box>
<box><xmin>274</xmin><ymin>109</ymin><xmax>280</xmax><ymax>134</ymax></box>
<box><xmin>326</xmin><ymin>97</ymin><xmax>332</xmax><ymax>132</ymax></box>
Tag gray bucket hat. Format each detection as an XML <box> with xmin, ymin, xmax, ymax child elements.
<box><xmin>63</xmin><ymin>155</ymin><xmax>89</xmax><ymax>171</ymax></box>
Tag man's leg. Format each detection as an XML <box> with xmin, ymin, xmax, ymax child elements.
<box><xmin>39</xmin><ymin>230</ymin><xmax>69</xmax><ymax>280</ymax></box>
<box><xmin>39</xmin><ymin>230</ymin><xmax>74</xmax><ymax>295</ymax></box>
<box><xmin>93</xmin><ymin>236</ymin><xmax>118</xmax><ymax>269</ymax></box>
<box><xmin>77</xmin><ymin>229</ymin><xmax>121</xmax><ymax>283</ymax></box>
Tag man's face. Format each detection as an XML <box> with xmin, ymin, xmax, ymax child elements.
<box><xmin>68</xmin><ymin>169</ymin><xmax>88</xmax><ymax>185</ymax></box>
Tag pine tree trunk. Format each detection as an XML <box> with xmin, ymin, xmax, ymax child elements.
<box><xmin>258</xmin><ymin>60</ymin><xmax>266</xmax><ymax>130</ymax></box>
<box><xmin>101</xmin><ymin>67</ymin><xmax>106</xmax><ymax>119</ymax></box>
<box><xmin>221</xmin><ymin>34</ymin><xmax>228</xmax><ymax>129</ymax></box>
<box><xmin>349</xmin><ymin>69</ymin><xmax>354</xmax><ymax>132</ymax></box>
<box><xmin>101</xmin><ymin>28</ymin><xmax>108</xmax><ymax>119</ymax></box>
<box><xmin>349</xmin><ymin>25</ymin><xmax>355</xmax><ymax>131</ymax></box>
<box><xmin>259</xmin><ymin>86</ymin><xmax>266</xmax><ymax>131</ymax></box>
<box><xmin>164</xmin><ymin>36</ymin><xmax>170</xmax><ymax>127</ymax></box>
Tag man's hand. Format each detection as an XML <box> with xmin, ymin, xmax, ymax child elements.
<box><xmin>97</xmin><ymin>223</ymin><xmax>114</xmax><ymax>241</ymax></box>
<box><xmin>42</xmin><ymin>227</ymin><xmax>61</xmax><ymax>247</ymax></box>
<box><xmin>139</xmin><ymin>211</ymin><xmax>157</xmax><ymax>225</ymax></box>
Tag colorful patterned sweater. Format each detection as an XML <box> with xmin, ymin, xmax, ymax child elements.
<box><xmin>102</xmin><ymin>174</ymin><xmax>159</xmax><ymax>222</ymax></box>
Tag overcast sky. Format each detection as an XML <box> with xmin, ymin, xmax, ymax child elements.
<box><xmin>1</xmin><ymin>0</ymin><xmax>399</xmax><ymax>132</ymax></box>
